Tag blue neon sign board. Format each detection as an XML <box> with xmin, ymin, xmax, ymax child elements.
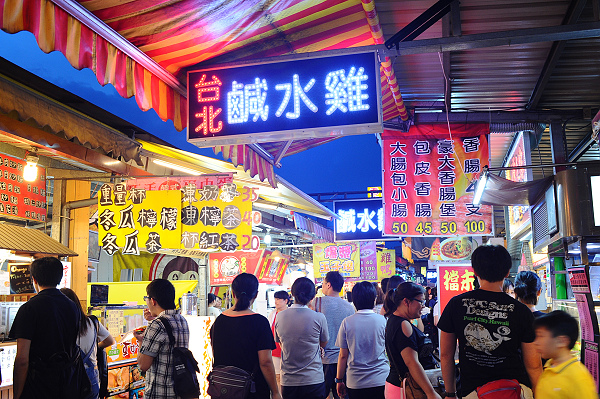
<box><xmin>334</xmin><ymin>199</ymin><xmax>384</xmax><ymax>242</ymax></box>
<box><xmin>187</xmin><ymin>52</ymin><xmax>382</xmax><ymax>146</ymax></box>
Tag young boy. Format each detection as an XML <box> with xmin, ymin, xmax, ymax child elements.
<box><xmin>534</xmin><ymin>310</ymin><xmax>598</xmax><ymax>399</ymax></box>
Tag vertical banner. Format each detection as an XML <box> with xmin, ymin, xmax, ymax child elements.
<box><xmin>346</xmin><ymin>241</ymin><xmax>378</xmax><ymax>281</ymax></box>
<box><xmin>255</xmin><ymin>250</ymin><xmax>290</xmax><ymax>285</ymax></box>
<box><xmin>313</xmin><ymin>242</ymin><xmax>361</xmax><ymax>279</ymax></box>
<box><xmin>505</xmin><ymin>132</ymin><xmax>532</xmax><ymax>239</ymax></box>
<box><xmin>377</xmin><ymin>249</ymin><xmax>396</xmax><ymax>280</ymax></box>
<box><xmin>208</xmin><ymin>250</ymin><xmax>264</xmax><ymax>285</ymax></box>
<box><xmin>437</xmin><ymin>264</ymin><xmax>475</xmax><ymax>314</ymax></box>
<box><xmin>382</xmin><ymin>125</ymin><xmax>492</xmax><ymax>236</ymax></box>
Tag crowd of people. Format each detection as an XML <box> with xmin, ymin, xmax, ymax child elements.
<box><xmin>210</xmin><ymin>245</ymin><xmax>598</xmax><ymax>399</ymax></box>
<box><xmin>9</xmin><ymin>248</ymin><xmax>599</xmax><ymax>399</ymax></box>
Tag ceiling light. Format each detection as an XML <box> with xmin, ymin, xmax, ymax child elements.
<box><xmin>153</xmin><ymin>159</ymin><xmax>202</xmax><ymax>175</ymax></box>
<box><xmin>472</xmin><ymin>168</ymin><xmax>489</xmax><ymax>206</ymax></box>
<box><xmin>23</xmin><ymin>148</ymin><xmax>39</xmax><ymax>182</ymax></box>
<box><xmin>264</xmin><ymin>232</ymin><xmax>272</xmax><ymax>245</ymax></box>
<box><xmin>271</xmin><ymin>249</ymin><xmax>283</xmax><ymax>260</ymax></box>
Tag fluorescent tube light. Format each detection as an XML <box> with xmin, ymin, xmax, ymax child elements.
<box><xmin>153</xmin><ymin>159</ymin><xmax>202</xmax><ymax>175</ymax></box>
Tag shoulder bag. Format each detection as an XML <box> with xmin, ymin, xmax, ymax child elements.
<box><xmin>385</xmin><ymin>318</ymin><xmax>444</xmax><ymax>399</ymax></box>
<box><xmin>207</xmin><ymin>364</ymin><xmax>258</xmax><ymax>399</ymax></box>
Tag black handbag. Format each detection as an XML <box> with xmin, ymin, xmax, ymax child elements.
<box><xmin>207</xmin><ymin>365</ymin><xmax>257</xmax><ymax>399</ymax></box>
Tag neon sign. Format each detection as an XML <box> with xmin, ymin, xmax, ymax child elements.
<box><xmin>188</xmin><ymin>52</ymin><xmax>381</xmax><ymax>146</ymax></box>
<box><xmin>334</xmin><ymin>199</ymin><xmax>385</xmax><ymax>242</ymax></box>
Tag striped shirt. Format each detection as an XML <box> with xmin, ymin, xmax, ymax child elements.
<box><xmin>139</xmin><ymin>309</ymin><xmax>190</xmax><ymax>399</ymax></box>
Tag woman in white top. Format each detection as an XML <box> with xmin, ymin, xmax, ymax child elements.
<box><xmin>61</xmin><ymin>288</ymin><xmax>115</xmax><ymax>399</ymax></box>
<box><xmin>208</xmin><ymin>292</ymin><xmax>222</xmax><ymax>317</ymax></box>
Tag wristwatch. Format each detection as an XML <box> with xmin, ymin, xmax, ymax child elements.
<box><xmin>445</xmin><ymin>392</ymin><xmax>457</xmax><ymax>398</ymax></box>
<box><xmin>334</xmin><ymin>378</ymin><xmax>344</xmax><ymax>383</ymax></box>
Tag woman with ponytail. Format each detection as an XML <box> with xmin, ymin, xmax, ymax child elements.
<box><xmin>514</xmin><ymin>271</ymin><xmax>544</xmax><ymax>318</ymax></box>
<box><xmin>210</xmin><ymin>273</ymin><xmax>282</xmax><ymax>399</ymax></box>
<box><xmin>384</xmin><ymin>282</ymin><xmax>441</xmax><ymax>399</ymax></box>
<box><xmin>275</xmin><ymin>277</ymin><xmax>329</xmax><ymax>399</ymax></box>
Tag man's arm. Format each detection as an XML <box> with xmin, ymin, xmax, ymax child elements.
<box><xmin>521</xmin><ymin>341</ymin><xmax>542</xmax><ymax>389</ymax></box>
<box><xmin>258</xmin><ymin>349</ymin><xmax>282</xmax><ymax>399</ymax></box>
<box><xmin>137</xmin><ymin>353</ymin><xmax>154</xmax><ymax>372</ymax></box>
<box><xmin>13</xmin><ymin>338</ymin><xmax>31</xmax><ymax>399</ymax></box>
<box><xmin>336</xmin><ymin>348</ymin><xmax>349</xmax><ymax>398</ymax></box>
<box><xmin>440</xmin><ymin>331</ymin><xmax>457</xmax><ymax>397</ymax></box>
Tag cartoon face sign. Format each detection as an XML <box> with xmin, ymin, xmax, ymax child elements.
<box><xmin>220</xmin><ymin>256</ymin><xmax>240</xmax><ymax>277</ymax></box>
<box><xmin>149</xmin><ymin>254</ymin><xmax>199</xmax><ymax>281</ymax></box>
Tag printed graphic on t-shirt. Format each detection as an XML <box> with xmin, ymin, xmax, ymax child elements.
<box><xmin>461</xmin><ymin>298</ymin><xmax>513</xmax><ymax>357</ymax></box>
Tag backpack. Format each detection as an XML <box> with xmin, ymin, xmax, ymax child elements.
<box><xmin>476</xmin><ymin>379</ymin><xmax>521</xmax><ymax>399</ymax></box>
<box><xmin>158</xmin><ymin>316</ymin><xmax>200</xmax><ymax>399</ymax></box>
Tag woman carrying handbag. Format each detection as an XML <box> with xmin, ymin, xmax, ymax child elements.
<box><xmin>384</xmin><ymin>282</ymin><xmax>442</xmax><ymax>399</ymax></box>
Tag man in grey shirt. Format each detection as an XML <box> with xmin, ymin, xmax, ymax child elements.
<box><xmin>315</xmin><ymin>271</ymin><xmax>355</xmax><ymax>399</ymax></box>
<box><xmin>275</xmin><ymin>277</ymin><xmax>329</xmax><ymax>399</ymax></box>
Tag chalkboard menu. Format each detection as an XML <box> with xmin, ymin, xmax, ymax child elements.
<box><xmin>9</xmin><ymin>264</ymin><xmax>34</xmax><ymax>294</ymax></box>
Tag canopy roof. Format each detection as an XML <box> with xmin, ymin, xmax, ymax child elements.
<box><xmin>2</xmin><ymin>0</ymin><xmax>600</xmax><ymax>187</ymax></box>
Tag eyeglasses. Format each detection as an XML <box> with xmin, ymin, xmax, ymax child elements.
<box><xmin>143</xmin><ymin>296</ymin><xmax>152</xmax><ymax>302</ymax></box>
<box><xmin>411</xmin><ymin>298</ymin><xmax>426</xmax><ymax>306</ymax></box>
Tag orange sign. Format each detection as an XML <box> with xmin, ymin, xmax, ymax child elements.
<box><xmin>208</xmin><ymin>250</ymin><xmax>264</xmax><ymax>285</ymax></box>
<box><xmin>438</xmin><ymin>264</ymin><xmax>475</xmax><ymax>314</ymax></box>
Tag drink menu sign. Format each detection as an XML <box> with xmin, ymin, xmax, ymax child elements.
<box><xmin>0</xmin><ymin>154</ymin><xmax>46</xmax><ymax>221</ymax></box>
<box><xmin>382</xmin><ymin>125</ymin><xmax>492</xmax><ymax>236</ymax></box>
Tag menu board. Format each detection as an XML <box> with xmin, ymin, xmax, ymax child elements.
<box><xmin>9</xmin><ymin>263</ymin><xmax>34</xmax><ymax>294</ymax></box>
<box><xmin>0</xmin><ymin>154</ymin><xmax>46</xmax><ymax>221</ymax></box>
<box><xmin>584</xmin><ymin>340</ymin><xmax>599</xmax><ymax>391</ymax></box>
<box><xmin>346</xmin><ymin>241</ymin><xmax>378</xmax><ymax>281</ymax></box>
<box><xmin>575</xmin><ymin>293</ymin><xmax>596</xmax><ymax>341</ymax></box>
<box><xmin>569</xmin><ymin>267</ymin><xmax>591</xmax><ymax>293</ymax></box>
<box><xmin>382</xmin><ymin>125</ymin><xmax>492</xmax><ymax>236</ymax></box>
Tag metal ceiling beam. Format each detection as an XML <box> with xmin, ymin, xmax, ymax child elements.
<box><xmin>442</xmin><ymin>13</ymin><xmax>453</xmax><ymax>111</ymax></box>
<box><xmin>385</xmin><ymin>0</ymin><xmax>455</xmax><ymax>48</ymax></box>
<box><xmin>381</xmin><ymin>21</ymin><xmax>600</xmax><ymax>56</ymax></box>
<box><xmin>408</xmin><ymin>110</ymin><xmax>584</xmax><ymax>124</ymax></box>
<box><xmin>451</xmin><ymin>0</ymin><xmax>462</xmax><ymax>37</ymax></box>
<box><xmin>527</xmin><ymin>0</ymin><xmax>588</xmax><ymax>110</ymax></box>
<box><xmin>274</xmin><ymin>141</ymin><xmax>293</xmax><ymax>167</ymax></box>
<box><xmin>248</xmin><ymin>143</ymin><xmax>275</xmax><ymax>165</ymax></box>
<box><xmin>569</xmin><ymin>132</ymin><xmax>595</xmax><ymax>161</ymax></box>
<box><xmin>51</xmin><ymin>0</ymin><xmax>186</xmax><ymax>97</ymax></box>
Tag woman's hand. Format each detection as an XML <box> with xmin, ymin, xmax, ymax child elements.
<box><xmin>336</xmin><ymin>382</ymin><xmax>347</xmax><ymax>397</ymax></box>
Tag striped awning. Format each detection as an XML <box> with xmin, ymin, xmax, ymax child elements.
<box><xmin>0</xmin><ymin>0</ymin><xmax>408</xmax><ymax>187</ymax></box>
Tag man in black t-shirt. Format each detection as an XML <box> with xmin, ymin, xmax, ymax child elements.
<box><xmin>10</xmin><ymin>257</ymin><xmax>80</xmax><ymax>399</ymax></box>
<box><xmin>438</xmin><ymin>245</ymin><xmax>543</xmax><ymax>399</ymax></box>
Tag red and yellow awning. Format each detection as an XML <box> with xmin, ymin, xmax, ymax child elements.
<box><xmin>1</xmin><ymin>0</ymin><xmax>408</xmax><ymax>187</ymax></box>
